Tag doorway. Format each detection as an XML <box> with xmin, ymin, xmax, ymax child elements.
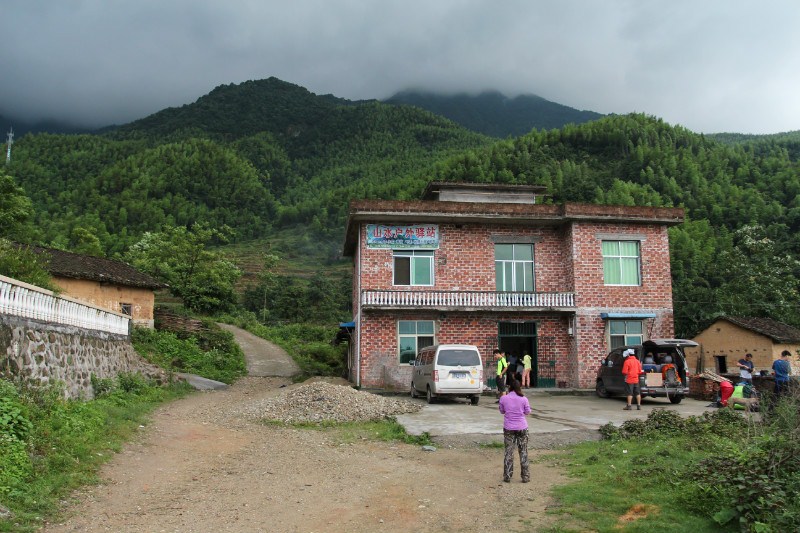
<box><xmin>498</xmin><ymin>321</ymin><xmax>539</xmax><ymax>387</ymax></box>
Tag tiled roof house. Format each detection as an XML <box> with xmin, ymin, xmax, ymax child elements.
<box><xmin>686</xmin><ymin>316</ymin><xmax>800</xmax><ymax>375</ymax></box>
<box><xmin>27</xmin><ymin>245</ymin><xmax>165</xmax><ymax>328</ymax></box>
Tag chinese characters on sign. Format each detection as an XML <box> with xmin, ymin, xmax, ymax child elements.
<box><xmin>366</xmin><ymin>224</ymin><xmax>439</xmax><ymax>249</ymax></box>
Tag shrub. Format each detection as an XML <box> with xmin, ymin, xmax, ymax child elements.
<box><xmin>90</xmin><ymin>374</ymin><xmax>116</xmax><ymax>397</ymax></box>
<box><xmin>0</xmin><ymin>433</ymin><xmax>33</xmax><ymax>496</ymax></box>
<box><xmin>132</xmin><ymin>326</ymin><xmax>246</xmax><ymax>384</ymax></box>
<box><xmin>0</xmin><ymin>389</ymin><xmax>33</xmax><ymax>441</ymax></box>
<box><xmin>684</xmin><ymin>391</ymin><xmax>800</xmax><ymax>532</ymax></box>
<box><xmin>117</xmin><ymin>372</ymin><xmax>149</xmax><ymax>394</ymax></box>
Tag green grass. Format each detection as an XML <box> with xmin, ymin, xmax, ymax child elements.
<box><xmin>265</xmin><ymin>418</ymin><xmax>432</xmax><ymax>446</ymax></box>
<box><xmin>543</xmin><ymin>437</ymin><xmax>726</xmax><ymax>533</ymax></box>
<box><xmin>0</xmin><ymin>378</ymin><xmax>191</xmax><ymax>533</ymax></box>
<box><xmin>539</xmin><ymin>404</ymin><xmax>800</xmax><ymax>533</ymax></box>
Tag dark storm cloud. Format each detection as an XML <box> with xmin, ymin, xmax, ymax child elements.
<box><xmin>2</xmin><ymin>0</ymin><xmax>799</xmax><ymax>133</ymax></box>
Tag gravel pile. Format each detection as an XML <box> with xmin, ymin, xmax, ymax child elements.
<box><xmin>245</xmin><ymin>381</ymin><xmax>423</xmax><ymax>424</ymax></box>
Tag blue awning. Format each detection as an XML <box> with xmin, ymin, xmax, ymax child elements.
<box><xmin>600</xmin><ymin>313</ymin><xmax>656</xmax><ymax>319</ymax></box>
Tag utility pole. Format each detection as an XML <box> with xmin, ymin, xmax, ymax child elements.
<box><xmin>5</xmin><ymin>127</ymin><xmax>13</xmax><ymax>164</ymax></box>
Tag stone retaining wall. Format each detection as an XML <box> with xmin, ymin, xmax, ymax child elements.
<box><xmin>0</xmin><ymin>314</ymin><xmax>166</xmax><ymax>399</ymax></box>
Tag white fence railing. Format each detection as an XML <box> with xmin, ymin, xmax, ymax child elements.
<box><xmin>361</xmin><ymin>289</ymin><xmax>575</xmax><ymax>309</ymax></box>
<box><xmin>0</xmin><ymin>274</ymin><xmax>130</xmax><ymax>335</ymax></box>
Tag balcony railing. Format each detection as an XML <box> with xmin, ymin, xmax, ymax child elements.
<box><xmin>0</xmin><ymin>274</ymin><xmax>130</xmax><ymax>336</ymax></box>
<box><xmin>361</xmin><ymin>289</ymin><xmax>575</xmax><ymax>309</ymax></box>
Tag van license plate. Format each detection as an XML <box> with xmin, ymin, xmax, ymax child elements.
<box><xmin>452</xmin><ymin>372</ymin><xmax>467</xmax><ymax>378</ymax></box>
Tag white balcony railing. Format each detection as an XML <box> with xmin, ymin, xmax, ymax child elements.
<box><xmin>0</xmin><ymin>274</ymin><xmax>130</xmax><ymax>335</ymax></box>
<box><xmin>361</xmin><ymin>289</ymin><xmax>575</xmax><ymax>309</ymax></box>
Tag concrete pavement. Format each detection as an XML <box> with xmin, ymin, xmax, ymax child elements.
<box><xmin>395</xmin><ymin>392</ymin><xmax>716</xmax><ymax>437</ymax></box>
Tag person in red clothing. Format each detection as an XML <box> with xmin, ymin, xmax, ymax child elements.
<box><xmin>621</xmin><ymin>348</ymin><xmax>643</xmax><ymax>410</ymax></box>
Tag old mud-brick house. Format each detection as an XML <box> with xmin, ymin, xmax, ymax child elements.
<box><xmin>342</xmin><ymin>182</ymin><xmax>685</xmax><ymax>390</ymax></box>
<box><xmin>27</xmin><ymin>245</ymin><xmax>165</xmax><ymax>328</ymax></box>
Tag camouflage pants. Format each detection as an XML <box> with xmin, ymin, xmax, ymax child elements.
<box><xmin>503</xmin><ymin>429</ymin><xmax>530</xmax><ymax>482</ymax></box>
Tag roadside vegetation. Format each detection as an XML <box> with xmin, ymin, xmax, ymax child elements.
<box><xmin>0</xmin><ymin>376</ymin><xmax>191</xmax><ymax>533</ymax></box>
<box><xmin>545</xmin><ymin>392</ymin><xmax>800</xmax><ymax>533</ymax></box>
<box><xmin>270</xmin><ymin>418</ymin><xmax>433</xmax><ymax>446</ymax></box>
<box><xmin>132</xmin><ymin>322</ymin><xmax>247</xmax><ymax>384</ymax></box>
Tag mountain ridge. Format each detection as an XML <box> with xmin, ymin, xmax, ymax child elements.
<box><xmin>384</xmin><ymin>89</ymin><xmax>604</xmax><ymax>137</ymax></box>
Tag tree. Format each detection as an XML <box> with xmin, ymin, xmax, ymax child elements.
<box><xmin>715</xmin><ymin>225</ymin><xmax>800</xmax><ymax>326</ymax></box>
<box><xmin>0</xmin><ymin>171</ymin><xmax>32</xmax><ymax>237</ymax></box>
<box><xmin>0</xmin><ymin>239</ymin><xmax>58</xmax><ymax>291</ymax></box>
<box><xmin>125</xmin><ymin>223</ymin><xmax>241</xmax><ymax>313</ymax></box>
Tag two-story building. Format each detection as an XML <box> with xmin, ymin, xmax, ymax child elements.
<box><xmin>342</xmin><ymin>182</ymin><xmax>684</xmax><ymax>390</ymax></box>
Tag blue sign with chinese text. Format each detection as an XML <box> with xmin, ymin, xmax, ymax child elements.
<box><xmin>366</xmin><ymin>224</ymin><xmax>439</xmax><ymax>249</ymax></box>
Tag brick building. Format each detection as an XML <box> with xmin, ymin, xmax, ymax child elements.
<box><xmin>342</xmin><ymin>182</ymin><xmax>684</xmax><ymax>390</ymax></box>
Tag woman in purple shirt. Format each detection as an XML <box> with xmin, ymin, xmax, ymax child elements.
<box><xmin>498</xmin><ymin>380</ymin><xmax>531</xmax><ymax>482</ymax></box>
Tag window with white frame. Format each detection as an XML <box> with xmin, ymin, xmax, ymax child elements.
<box><xmin>398</xmin><ymin>320</ymin><xmax>435</xmax><ymax>364</ymax></box>
<box><xmin>609</xmin><ymin>320</ymin><xmax>643</xmax><ymax>349</ymax></box>
<box><xmin>393</xmin><ymin>250</ymin><xmax>433</xmax><ymax>286</ymax></box>
<box><xmin>494</xmin><ymin>244</ymin><xmax>534</xmax><ymax>291</ymax></box>
<box><xmin>602</xmin><ymin>240</ymin><xmax>641</xmax><ymax>285</ymax></box>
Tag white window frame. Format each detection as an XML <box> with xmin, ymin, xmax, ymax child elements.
<box><xmin>494</xmin><ymin>243</ymin><xmax>535</xmax><ymax>292</ymax></box>
<box><xmin>398</xmin><ymin>320</ymin><xmax>435</xmax><ymax>364</ymax></box>
<box><xmin>393</xmin><ymin>250</ymin><xmax>434</xmax><ymax>286</ymax></box>
<box><xmin>609</xmin><ymin>320</ymin><xmax>644</xmax><ymax>349</ymax></box>
<box><xmin>602</xmin><ymin>240</ymin><xmax>641</xmax><ymax>286</ymax></box>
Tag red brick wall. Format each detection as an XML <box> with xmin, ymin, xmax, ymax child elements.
<box><xmin>570</xmin><ymin>223</ymin><xmax>673</xmax><ymax>308</ymax></box>
<box><xmin>358</xmin><ymin>312</ymin><xmax>576</xmax><ymax>390</ymax></box>
<box><xmin>352</xmin><ymin>219</ymin><xmax>676</xmax><ymax>389</ymax></box>
<box><xmin>357</xmin><ymin>223</ymin><xmax>571</xmax><ymax>292</ymax></box>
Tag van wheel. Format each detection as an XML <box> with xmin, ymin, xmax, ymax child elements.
<box><xmin>668</xmin><ymin>394</ymin><xmax>683</xmax><ymax>404</ymax></box>
<box><xmin>426</xmin><ymin>386</ymin><xmax>435</xmax><ymax>404</ymax></box>
<box><xmin>411</xmin><ymin>383</ymin><xmax>418</xmax><ymax>399</ymax></box>
<box><xmin>596</xmin><ymin>379</ymin><xmax>610</xmax><ymax>398</ymax></box>
<box><xmin>470</xmin><ymin>395</ymin><xmax>480</xmax><ymax>406</ymax></box>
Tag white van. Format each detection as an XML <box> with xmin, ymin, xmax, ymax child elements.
<box><xmin>410</xmin><ymin>344</ymin><xmax>483</xmax><ymax>405</ymax></box>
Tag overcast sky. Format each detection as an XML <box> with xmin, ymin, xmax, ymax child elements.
<box><xmin>2</xmin><ymin>0</ymin><xmax>799</xmax><ymax>134</ymax></box>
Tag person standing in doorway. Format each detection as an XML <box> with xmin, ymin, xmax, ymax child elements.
<box><xmin>521</xmin><ymin>353</ymin><xmax>532</xmax><ymax>388</ymax></box>
<box><xmin>506</xmin><ymin>352</ymin><xmax>519</xmax><ymax>383</ymax></box>
<box><xmin>737</xmin><ymin>353</ymin><xmax>755</xmax><ymax>384</ymax></box>
<box><xmin>622</xmin><ymin>349</ymin><xmax>643</xmax><ymax>410</ymax></box>
<box><xmin>498</xmin><ymin>380</ymin><xmax>531</xmax><ymax>483</ymax></box>
<box><xmin>494</xmin><ymin>349</ymin><xmax>508</xmax><ymax>398</ymax></box>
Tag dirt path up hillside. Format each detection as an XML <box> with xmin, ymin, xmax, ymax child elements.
<box><xmin>217</xmin><ymin>323</ymin><xmax>299</xmax><ymax>377</ymax></box>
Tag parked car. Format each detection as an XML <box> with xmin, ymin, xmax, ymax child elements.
<box><xmin>410</xmin><ymin>344</ymin><xmax>483</xmax><ymax>405</ymax></box>
<box><xmin>595</xmin><ymin>339</ymin><xmax>698</xmax><ymax>404</ymax></box>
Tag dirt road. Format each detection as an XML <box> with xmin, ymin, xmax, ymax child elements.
<box><xmin>42</xmin><ymin>377</ymin><xmax>566</xmax><ymax>533</ymax></box>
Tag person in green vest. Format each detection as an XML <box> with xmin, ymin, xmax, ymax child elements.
<box><xmin>495</xmin><ymin>349</ymin><xmax>509</xmax><ymax>398</ymax></box>
<box><xmin>522</xmin><ymin>353</ymin><xmax>532</xmax><ymax>388</ymax></box>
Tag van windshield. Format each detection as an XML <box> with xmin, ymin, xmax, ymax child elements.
<box><xmin>438</xmin><ymin>349</ymin><xmax>481</xmax><ymax>367</ymax></box>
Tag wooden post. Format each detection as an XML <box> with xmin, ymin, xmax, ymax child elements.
<box><xmin>696</xmin><ymin>345</ymin><xmax>705</xmax><ymax>375</ymax></box>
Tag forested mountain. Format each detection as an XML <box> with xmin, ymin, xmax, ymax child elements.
<box><xmin>4</xmin><ymin>77</ymin><xmax>800</xmax><ymax>336</ymax></box>
<box><xmin>429</xmin><ymin>114</ymin><xmax>800</xmax><ymax>336</ymax></box>
<box><xmin>8</xmin><ymin>78</ymin><xmax>491</xmax><ymax>255</ymax></box>
<box><xmin>385</xmin><ymin>90</ymin><xmax>603</xmax><ymax>137</ymax></box>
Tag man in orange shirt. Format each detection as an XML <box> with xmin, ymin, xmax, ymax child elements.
<box><xmin>621</xmin><ymin>349</ymin><xmax>643</xmax><ymax>410</ymax></box>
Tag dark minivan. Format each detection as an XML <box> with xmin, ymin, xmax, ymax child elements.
<box><xmin>595</xmin><ymin>339</ymin><xmax>698</xmax><ymax>404</ymax></box>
